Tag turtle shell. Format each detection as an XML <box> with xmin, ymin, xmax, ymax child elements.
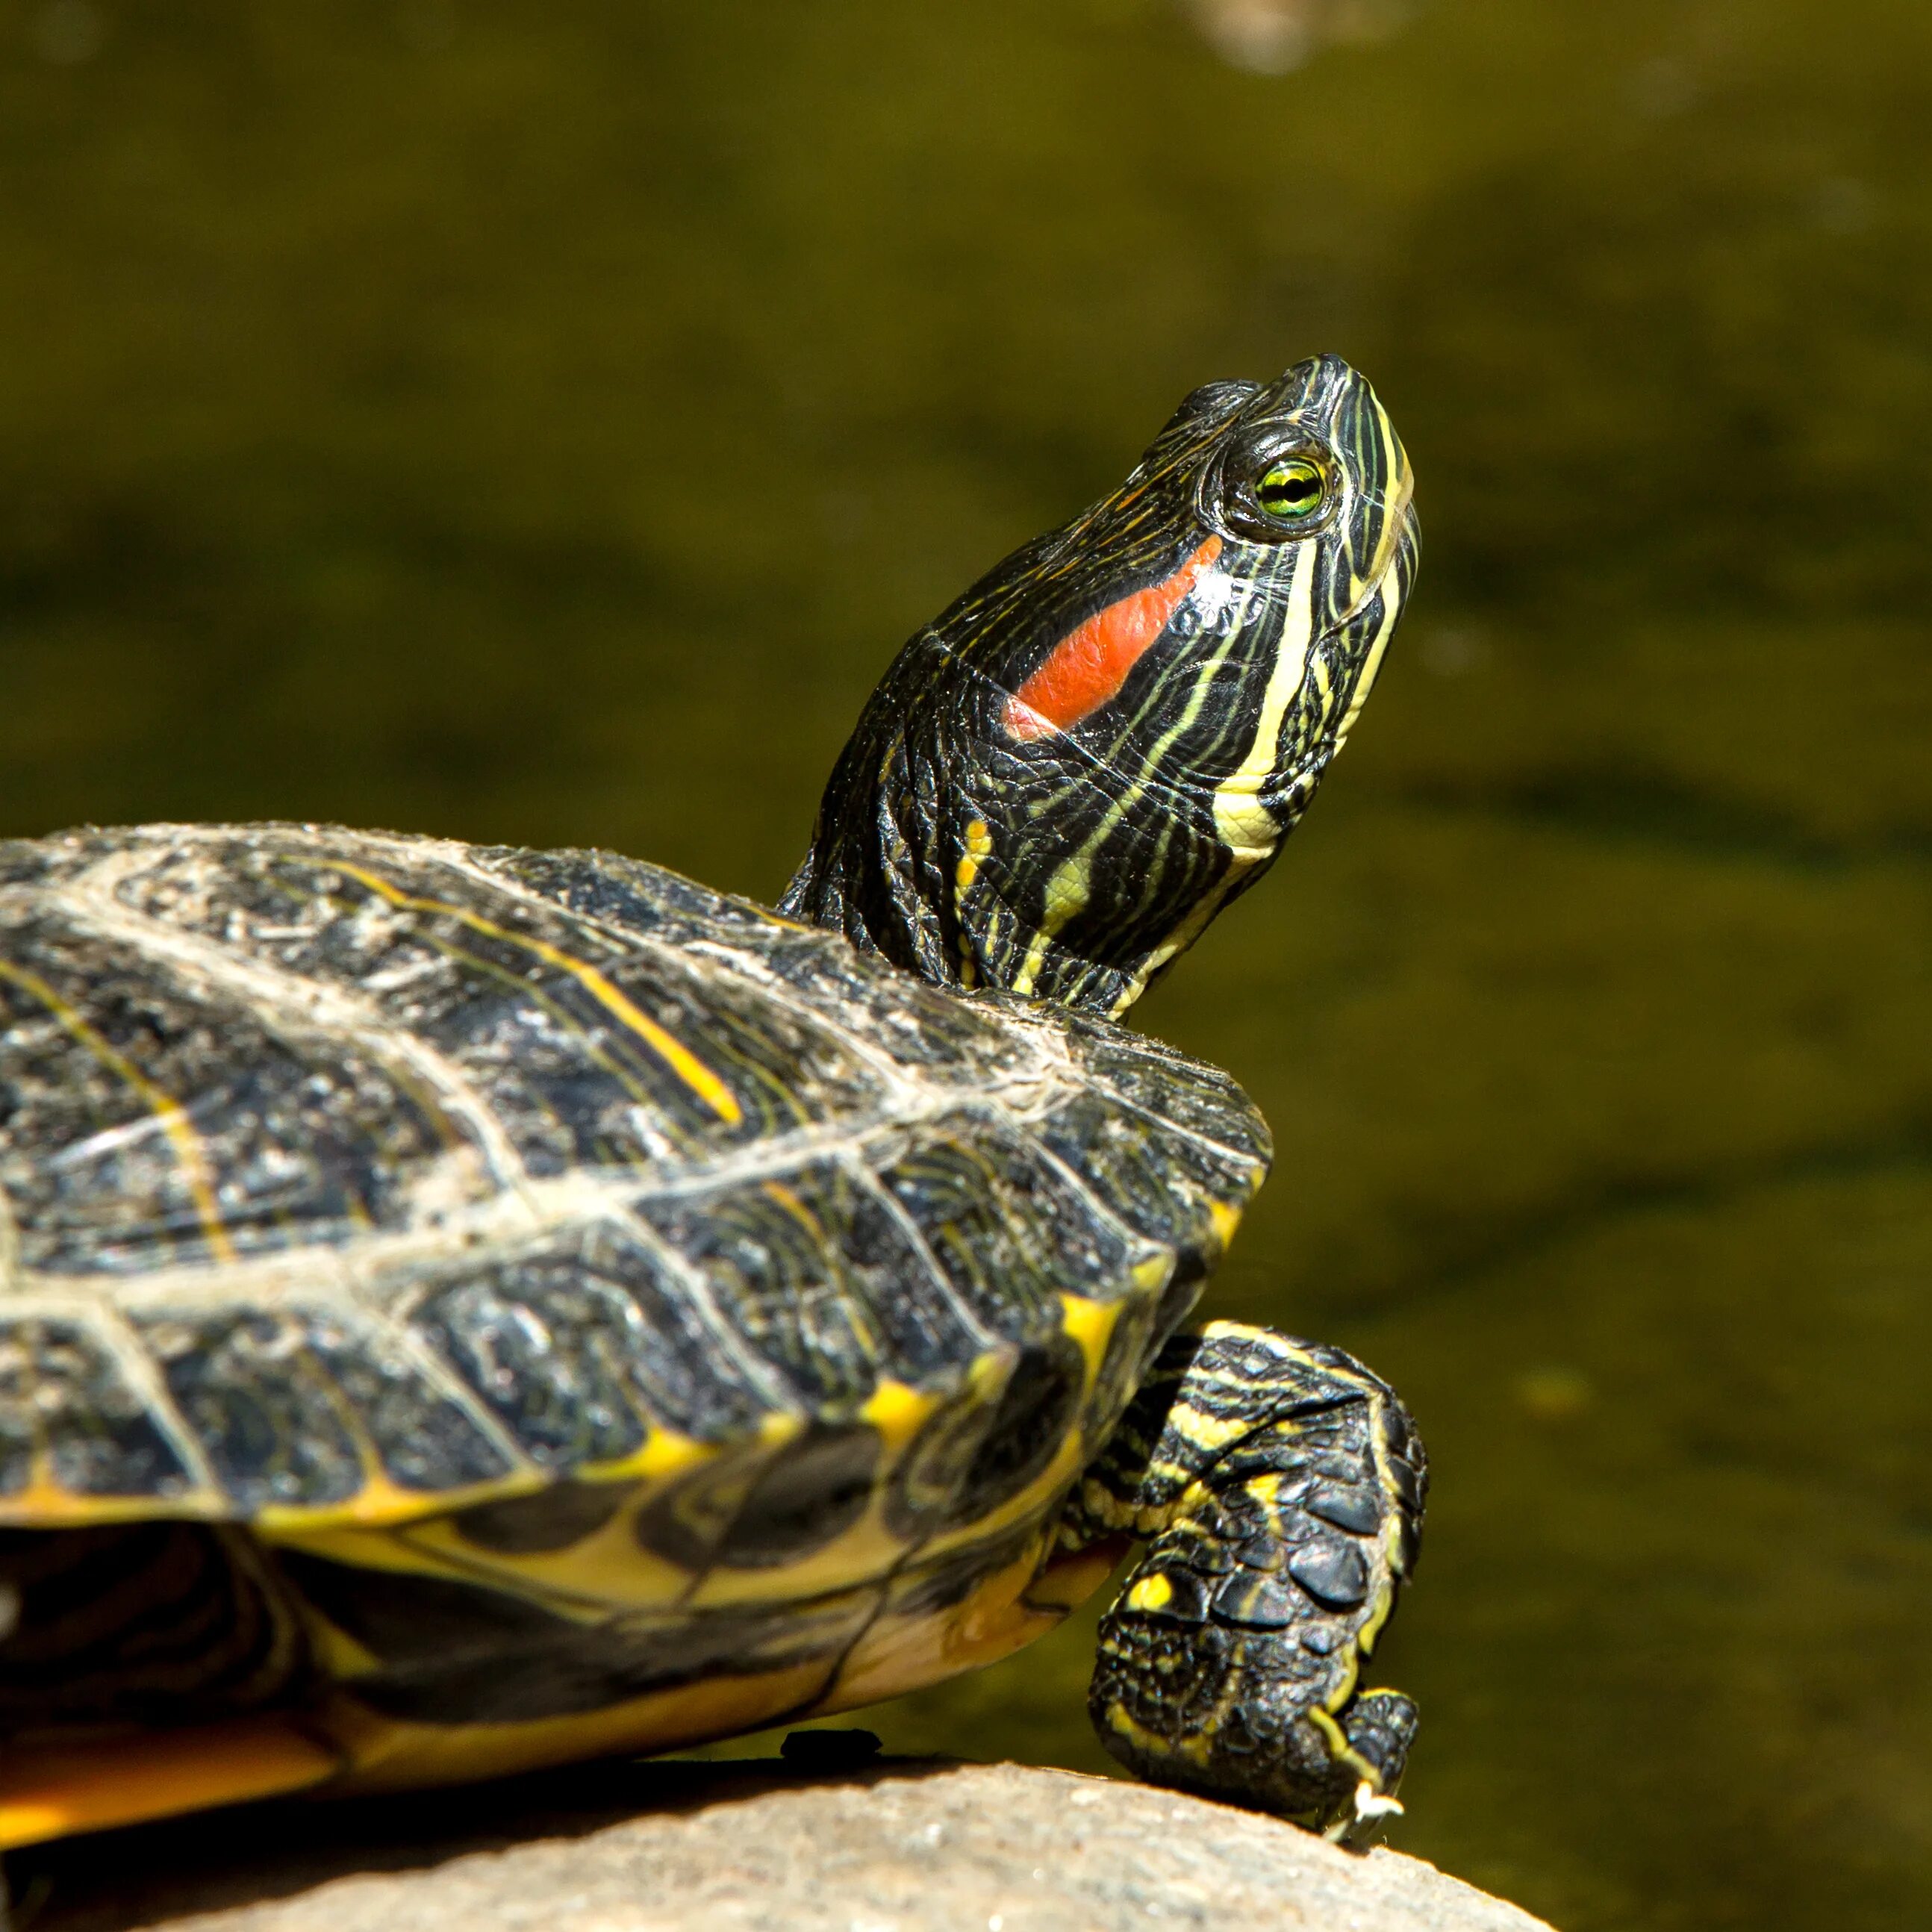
<box><xmin>0</xmin><ymin>824</ymin><xmax>1268</xmax><ymax>1553</ymax></box>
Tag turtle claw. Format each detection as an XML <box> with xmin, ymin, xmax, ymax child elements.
<box><xmin>1314</xmin><ymin>1689</ymin><xmax>1417</xmax><ymax>1848</ymax></box>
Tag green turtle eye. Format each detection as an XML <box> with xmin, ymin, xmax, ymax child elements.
<box><xmin>1253</xmin><ymin>456</ymin><xmax>1327</xmax><ymax>522</ymax></box>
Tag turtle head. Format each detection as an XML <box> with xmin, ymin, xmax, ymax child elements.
<box><xmin>782</xmin><ymin>355</ymin><xmax>1418</xmax><ymax>1015</ymax></box>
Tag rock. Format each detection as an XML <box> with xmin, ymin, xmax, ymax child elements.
<box><xmin>17</xmin><ymin>1757</ymin><xmax>1552</xmax><ymax>1932</ymax></box>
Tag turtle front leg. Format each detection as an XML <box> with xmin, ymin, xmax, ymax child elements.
<box><xmin>1060</xmin><ymin>1321</ymin><xmax>1427</xmax><ymax>1846</ymax></box>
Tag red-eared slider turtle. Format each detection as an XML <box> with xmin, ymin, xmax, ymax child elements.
<box><xmin>0</xmin><ymin>355</ymin><xmax>1423</xmax><ymax>1863</ymax></box>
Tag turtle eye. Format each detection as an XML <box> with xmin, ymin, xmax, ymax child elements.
<box><xmin>1253</xmin><ymin>456</ymin><xmax>1327</xmax><ymax>523</ymax></box>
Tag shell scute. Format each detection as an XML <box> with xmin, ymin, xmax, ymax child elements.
<box><xmin>95</xmin><ymin>832</ymin><xmax>890</xmax><ymax>1180</ymax></box>
<box><xmin>1059</xmin><ymin>1009</ymin><xmax>1272</xmax><ymax>1171</ymax></box>
<box><xmin>128</xmin><ymin>1301</ymin><xmax>517</xmax><ymax>1517</ymax></box>
<box><xmin>632</xmin><ymin>1159</ymin><xmax>981</xmax><ymax>1412</ymax></box>
<box><xmin>1033</xmin><ymin>1088</ymin><xmax>1265</xmax><ymax>1264</ymax></box>
<box><xmin>870</xmin><ymin>1106</ymin><xmax>1168</xmax><ymax>1347</ymax></box>
<box><xmin>472</xmin><ymin>842</ymin><xmax>788</xmax><ymax>953</ymax></box>
<box><xmin>0</xmin><ymin>904</ymin><xmax>463</xmax><ymax>1277</ymax></box>
<box><xmin>0</xmin><ymin>1313</ymin><xmax>199</xmax><ymax>1507</ymax></box>
<box><xmin>467</xmin><ymin>841</ymin><xmax>1047</xmax><ymax>1112</ymax></box>
<box><xmin>390</xmin><ymin>1216</ymin><xmax>776</xmax><ymax>1468</ymax></box>
<box><xmin>752</xmin><ymin>931</ymin><xmax>1053</xmax><ymax>1091</ymax></box>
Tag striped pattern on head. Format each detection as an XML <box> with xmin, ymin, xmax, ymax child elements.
<box><xmin>782</xmin><ymin>355</ymin><xmax>1418</xmax><ymax>1015</ymax></box>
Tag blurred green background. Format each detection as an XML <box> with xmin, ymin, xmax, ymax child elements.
<box><xmin>3</xmin><ymin>1</ymin><xmax>1929</xmax><ymax>1926</ymax></box>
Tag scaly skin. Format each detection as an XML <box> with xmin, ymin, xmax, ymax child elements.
<box><xmin>1061</xmin><ymin>1322</ymin><xmax>1427</xmax><ymax>1845</ymax></box>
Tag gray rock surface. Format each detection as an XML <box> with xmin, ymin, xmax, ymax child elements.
<box><xmin>20</xmin><ymin>1757</ymin><xmax>1553</xmax><ymax>1932</ymax></box>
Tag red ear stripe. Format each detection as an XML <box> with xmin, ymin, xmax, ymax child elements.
<box><xmin>1003</xmin><ymin>535</ymin><xmax>1224</xmax><ymax>743</ymax></box>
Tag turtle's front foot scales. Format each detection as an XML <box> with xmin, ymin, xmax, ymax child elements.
<box><xmin>1062</xmin><ymin>1321</ymin><xmax>1428</xmax><ymax>1848</ymax></box>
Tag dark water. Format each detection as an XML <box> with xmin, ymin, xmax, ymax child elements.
<box><xmin>2</xmin><ymin>2</ymin><xmax>1929</xmax><ymax>1925</ymax></box>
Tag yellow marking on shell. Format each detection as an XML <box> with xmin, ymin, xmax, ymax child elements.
<box><xmin>309</xmin><ymin>1430</ymin><xmax>715</xmax><ymax>1615</ymax></box>
<box><xmin>267</xmin><ymin>1433</ymin><xmax>758</xmax><ymax>1623</ymax></box>
<box><xmin>0</xmin><ymin>959</ymin><xmax>237</xmax><ymax>1265</ymax></box>
<box><xmin>909</xmin><ymin>1381</ymin><xmax>1095</xmax><ymax>1565</ymax></box>
<box><xmin>303</xmin><ymin>1605</ymin><xmax>384</xmax><ymax>1681</ymax></box>
<box><xmin>327</xmin><ymin>864</ymin><xmax>741</xmax><ymax>1126</ymax></box>
<box><xmin>861</xmin><ymin>1377</ymin><xmax>942</xmax><ymax>1454</ymax></box>
<box><xmin>682</xmin><ymin>1404</ymin><xmax>908</xmax><ymax>1611</ymax></box>
<box><xmin>264</xmin><ymin>1513</ymin><xmax>561</xmax><ymax>1594</ymax></box>
<box><xmin>576</xmin><ymin>1421</ymin><xmax>717</xmax><ymax>1487</ymax></box>
<box><xmin>897</xmin><ymin>1303</ymin><xmax>1124</xmax><ymax>1568</ymax></box>
<box><xmin>1059</xmin><ymin>1291</ymin><xmax>1118</xmax><ymax>1381</ymax></box>
<box><xmin>254</xmin><ymin>1419</ymin><xmax>544</xmax><ymax>1536</ymax></box>
<box><xmin>410</xmin><ymin>1502</ymin><xmax>694</xmax><ymax>1622</ymax></box>
<box><xmin>1126</xmin><ymin>1571</ymin><xmax>1174</xmax><ymax>1613</ymax></box>
<box><xmin>0</xmin><ymin>1474</ymin><xmax>230</xmax><ymax>1531</ymax></box>
<box><xmin>1209</xmin><ymin>1200</ymin><xmax>1244</xmax><ymax>1248</ymax></box>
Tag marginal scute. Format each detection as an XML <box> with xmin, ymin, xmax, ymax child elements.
<box><xmin>0</xmin><ymin>1315</ymin><xmax>197</xmax><ymax>1507</ymax></box>
<box><xmin>131</xmin><ymin>1302</ymin><xmax>516</xmax><ymax>1515</ymax></box>
<box><xmin>1057</xmin><ymin>1010</ymin><xmax>1271</xmax><ymax>1174</ymax></box>
<box><xmin>882</xmin><ymin>1363</ymin><xmax>1007</xmax><ymax>1540</ymax></box>
<box><xmin>135</xmin><ymin>1309</ymin><xmax>364</xmax><ymax>1512</ymax></box>
<box><xmin>1034</xmin><ymin>1088</ymin><xmax>1262</xmax><ymax>1279</ymax></box>
<box><xmin>393</xmin><ymin>1218</ymin><xmax>775</xmax><ymax>1465</ymax></box>
<box><xmin>280</xmin><ymin>1543</ymin><xmax>875</xmax><ymax>1724</ymax></box>
<box><xmin>626</xmin><ymin>1412</ymin><xmax>886</xmax><ymax>1577</ymax></box>
<box><xmin>275</xmin><ymin>1548</ymin><xmax>585</xmax><ymax>1675</ymax></box>
<box><xmin>952</xmin><ymin>1335</ymin><xmax>1087</xmax><ymax>1524</ymax></box>
<box><xmin>0</xmin><ymin>1522</ymin><xmax>310</xmax><ymax>1729</ymax></box>
<box><xmin>632</xmin><ymin>1435</ymin><xmax>775</xmax><ymax>1573</ymax></box>
<box><xmin>872</xmin><ymin>1106</ymin><xmax>1163</xmax><ymax>1345</ymax></box>
<box><xmin>632</xmin><ymin>1162</ymin><xmax>979</xmax><ymax>1409</ymax></box>
<box><xmin>1083</xmin><ymin>1294</ymin><xmax>1160</xmax><ymax>1450</ymax></box>
<box><xmin>873</xmin><ymin>1516</ymin><xmax>1044</xmax><ymax>1624</ymax></box>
